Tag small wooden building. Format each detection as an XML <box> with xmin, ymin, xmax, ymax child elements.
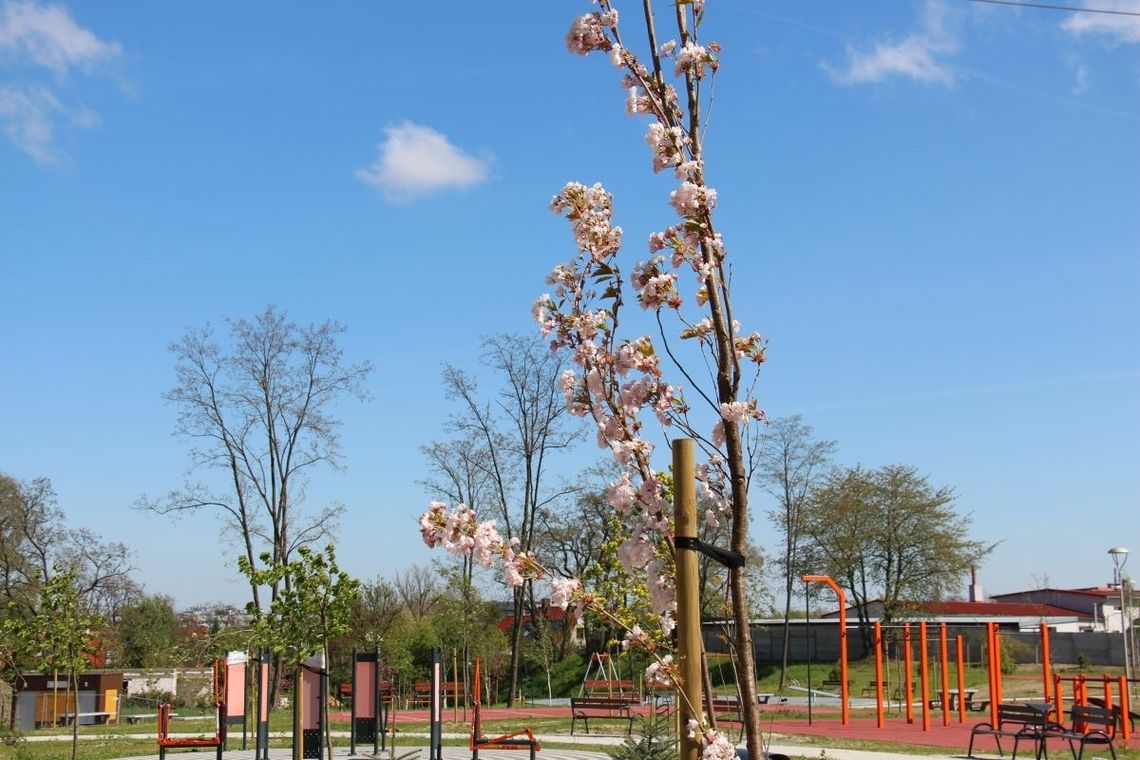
<box><xmin>13</xmin><ymin>671</ymin><xmax>123</xmax><ymax>729</ymax></box>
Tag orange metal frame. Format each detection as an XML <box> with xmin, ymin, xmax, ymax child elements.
<box><xmin>469</xmin><ymin>658</ymin><xmax>541</xmax><ymax>753</ymax></box>
<box><xmin>157</xmin><ymin>659</ymin><xmax>225</xmax><ymax>758</ymax></box>
<box><xmin>801</xmin><ymin>574</ymin><xmax>849</xmax><ymax>725</ymax></box>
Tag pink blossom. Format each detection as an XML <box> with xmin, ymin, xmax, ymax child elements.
<box><xmin>549</xmin><ymin>577</ymin><xmax>580</xmax><ymax>609</ymax></box>
<box><xmin>719</xmin><ymin>399</ymin><xmax>761</xmax><ymax>424</ymax></box>
<box><xmin>609</xmin><ymin>43</ymin><xmax>624</xmax><ymax>67</ymax></box>
<box><xmin>659</xmin><ymin>39</ymin><xmax>678</xmax><ymax>57</ymax></box>
<box><xmin>566</xmin><ymin>13</ymin><xmax>610</xmax><ymax>55</ymax></box>
<box><xmin>669</xmin><ymin>181</ymin><xmax>717</xmax><ymax>216</ymax></box>
<box><xmin>646</xmin><ymin>122</ymin><xmax>688</xmax><ymax>173</ymax></box>
<box><xmin>644</xmin><ymin>654</ymin><xmax>676</xmax><ymax>688</ymax></box>
<box><xmin>700</xmin><ymin>730</ymin><xmax>738</xmax><ymax>760</ymax></box>
<box><xmin>618</xmin><ymin>534</ymin><xmax>654</xmax><ymax>570</ymax></box>
<box><xmin>675</xmin><ymin>41</ymin><xmax>708</xmax><ymax>77</ymax></box>
<box><xmin>606</xmin><ymin>472</ymin><xmax>637</xmax><ymax>512</ymax></box>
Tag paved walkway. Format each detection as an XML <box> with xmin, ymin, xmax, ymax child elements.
<box><xmin>49</xmin><ymin>733</ymin><xmax>972</xmax><ymax>760</ymax></box>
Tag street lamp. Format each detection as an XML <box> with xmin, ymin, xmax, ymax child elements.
<box><xmin>1108</xmin><ymin>547</ymin><xmax>1131</xmax><ymax>685</ymax></box>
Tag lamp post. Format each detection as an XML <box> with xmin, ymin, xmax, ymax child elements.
<box><xmin>1108</xmin><ymin>547</ymin><xmax>1131</xmax><ymax>685</ymax></box>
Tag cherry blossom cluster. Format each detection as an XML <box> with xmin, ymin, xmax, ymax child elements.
<box><xmin>419</xmin><ymin>501</ymin><xmax>548</xmax><ymax>591</ymax></box>
<box><xmin>687</xmin><ymin>719</ymin><xmax>739</xmax><ymax>760</ymax></box>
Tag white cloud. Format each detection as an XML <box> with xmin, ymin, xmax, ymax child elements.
<box><xmin>1067</xmin><ymin>54</ymin><xmax>1091</xmax><ymax>94</ymax></box>
<box><xmin>1062</xmin><ymin>0</ymin><xmax>1140</xmax><ymax>44</ymax></box>
<box><xmin>0</xmin><ymin>1</ymin><xmax>120</xmax><ymax>164</ymax></box>
<box><xmin>356</xmin><ymin>122</ymin><xmax>491</xmax><ymax>202</ymax></box>
<box><xmin>0</xmin><ymin>1</ymin><xmax>120</xmax><ymax>76</ymax></box>
<box><xmin>825</xmin><ymin>1</ymin><xmax>958</xmax><ymax>86</ymax></box>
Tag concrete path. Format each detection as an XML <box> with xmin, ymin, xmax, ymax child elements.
<box><xmin>53</xmin><ymin>734</ymin><xmax>973</xmax><ymax>760</ymax></box>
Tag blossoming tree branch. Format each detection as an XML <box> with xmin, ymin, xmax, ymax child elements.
<box><xmin>422</xmin><ymin>2</ymin><xmax>766</xmax><ymax>757</ymax></box>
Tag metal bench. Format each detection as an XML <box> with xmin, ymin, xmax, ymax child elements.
<box><xmin>1040</xmin><ymin>705</ymin><xmax>1117</xmax><ymax>760</ymax></box>
<box><xmin>967</xmin><ymin>703</ymin><xmax>1048</xmax><ymax>759</ymax></box>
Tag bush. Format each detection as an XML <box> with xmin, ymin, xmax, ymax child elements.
<box><xmin>608</xmin><ymin>713</ymin><xmax>675</xmax><ymax>760</ymax></box>
<box><xmin>1076</xmin><ymin>653</ymin><xmax>1091</xmax><ymax>670</ymax></box>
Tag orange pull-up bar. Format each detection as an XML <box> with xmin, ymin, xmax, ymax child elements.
<box><xmin>802</xmin><ymin>575</ymin><xmax>849</xmax><ymax>725</ymax></box>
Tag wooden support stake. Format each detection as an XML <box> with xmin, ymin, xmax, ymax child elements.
<box><xmin>674</xmin><ymin>438</ymin><xmax>702</xmax><ymax>760</ymax></box>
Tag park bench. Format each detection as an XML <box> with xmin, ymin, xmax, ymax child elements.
<box><xmin>125</xmin><ymin>712</ymin><xmax>163</xmax><ymax>724</ymax></box>
<box><xmin>967</xmin><ymin>703</ymin><xmax>1048</xmax><ymax>759</ymax></box>
<box><xmin>1039</xmin><ymin>704</ymin><xmax>1117</xmax><ymax>760</ymax></box>
<box><xmin>61</xmin><ymin>711</ymin><xmax>112</xmax><ymax>725</ymax></box>
<box><xmin>411</xmin><ymin>680</ymin><xmax>432</xmax><ymax>707</ymax></box>
<box><xmin>442</xmin><ymin>680</ymin><xmax>466</xmax><ymax>706</ymax></box>
<box><xmin>861</xmin><ymin>680</ymin><xmax>885</xmax><ymax>697</ymax></box>
<box><xmin>570</xmin><ymin>696</ymin><xmax>636</xmax><ymax>736</ymax></box>
<box><xmin>1086</xmin><ymin>696</ymin><xmax>1138</xmax><ymax>732</ymax></box>
<box><xmin>821</xmin><ymin>678</ymin><xmax>850</xmax><ymax>691</ymax></box>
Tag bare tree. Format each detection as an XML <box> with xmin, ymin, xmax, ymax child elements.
<box><xmin>438</xmin><ymin>333</ymin><xmax>581</xmax><ymax>706</ymax></box>
<box><xmin>1</xmin><ymin>473</ymin><xmax>136</xmax><ymax>728</ymax></box>
<box><xmin>0</xmin><ymin>474</ymin><xmax>136</xmax><ymax>619</ymax></box>
<box><xmin>393</xmin><ymin>564</ymin><xmax>439</xmax><ymax>621</ymax></box>
<box><xmin>140</xmin><ymin>306</ymin><xmax>372</xmax><ymax>613</ymax></box>
<box><xmin>758</xmin><ymin>415</ymin><xmax>836</xmax><ymax>687</ymax></box>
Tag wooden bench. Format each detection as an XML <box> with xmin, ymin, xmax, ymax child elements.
<box><xmin>442</xmin><ymin>680</ymin><xmax>466</xmax><ymax>706</ymax></box>
<box><xmin>1040</xmin><ymin>705</ymin><xmax>1117</xmax><ymax>760</ymax></box>
<box><xmin>61</xmin><ymin>711</ymin><xmax>111</xmax><ymax>725</ymax></box>
<box><xmin>967</xmin><ymin>703</ymin><xmax>1048</xmax><ymax>759</ymax></box>
<box><xmin>861</xmin><ymin>680</ymin><xmax>885</xmax><ymax>697</ymax></box>
<box><xmin>411</xmin><ymin>680</ymin><xmax>432</xmax><ymax>707</ymax></box>
<box><xmin>821</xmin><ymin>679</ymin><xmax>850</xmax><ymax>691</ymax></box>
<box><xmin>125</xmin><ymin>712</ymin><xmax>163</xmax><ymax>725</ymax></box>
<box><xmin>570</xmin><ymin>696</ymin><xmax>636</xmax><ymax>736</ymax></box>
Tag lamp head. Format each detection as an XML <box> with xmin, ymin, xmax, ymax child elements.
<box><xmin>1108</xmin><ymin>546</ymin><xmax>1130</xmax><ymax>572</ymax></box>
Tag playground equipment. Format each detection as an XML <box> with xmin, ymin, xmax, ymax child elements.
<box><xmin>157</xmin><ymin>658</ymin><xmax>225</xmax><ymax>760</ymax></box>
<box><xmin>469</xmin><ymin>656</ymin><xmax>540</xmax><ymax>759</ymax></box>
<box><xmin>579</xmin><ymin>652</ymin><xmax>632</xmax><ymax>698</ymax></box>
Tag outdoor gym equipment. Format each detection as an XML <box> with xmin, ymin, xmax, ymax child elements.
<box><xmin>349</xmin><ymin>647</ymin><xmax>392</xmax><ymax>755</ymax></box>
<box><xmin>801</xmin><ymin>574</ymin><xmax>849</xmax><ymax>725</ymax></box>
<box><xmin>1054</xmin><ymin>673</ymin><xmax>1136</xmax><ymax>741</ymax></box>
<box><xmin>294</xmin><ymin>654</ymin><xmax>326</xmax><ymax>760</ymax></box>
<box><xmin>469</xmin><ymin>657</ymin><xmax>540</xmax><ymax>759</ymax></box>
<box><xmin>157</xmin><ymin>658</ymin><xmax>225</xmax><ymax>760</ymax></box>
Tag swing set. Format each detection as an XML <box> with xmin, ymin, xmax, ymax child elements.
<box><xmin>579</xmin><ymin>652</ymin><xmax>635</xmax><ymax>698</ymax></box>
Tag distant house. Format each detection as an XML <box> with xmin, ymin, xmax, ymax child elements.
<box><xmin>989</xmin><ymin>587</ymin><xmax>1127</xmax><ymax>632</ymax></box>
<box><xmin>822</xmin><ymin>599</ymin><xmax>1091</xmax><ymax>632</ymax></box>
<box><xmin>497</xmin><ymin>600</ymin><xmax>582</xmax><ymax>645</ymax></box>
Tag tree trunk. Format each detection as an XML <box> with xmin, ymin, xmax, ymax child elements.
<box><xmin>506</xmin><ymin>586</ymin><xmax>524</xmax><ymax>707</ymax></box>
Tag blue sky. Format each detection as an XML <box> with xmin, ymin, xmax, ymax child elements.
<box><xmin>1</xmin><ymin>0</ymin><xmax>1137</xmax><ymax>610</ymax></box>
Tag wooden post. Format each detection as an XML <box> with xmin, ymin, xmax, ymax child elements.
<box><xmin>293</xmin><ymin>665</ymin><xmax>303</xmax><ymax>760</ymax></box>
<box><xmin>674</xmin><ymin>438</ymin><xmax>702</xmax><ymax>760</ymax></box>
